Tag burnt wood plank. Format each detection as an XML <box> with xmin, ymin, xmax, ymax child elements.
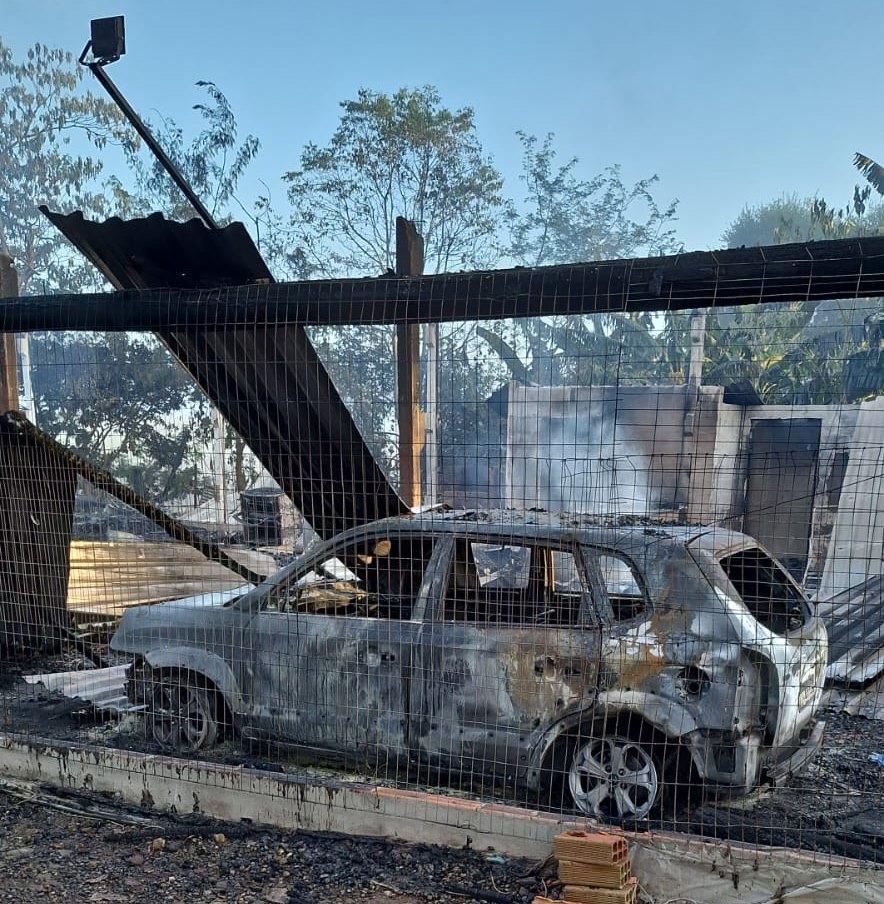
<box><xmin>4</xmin><ymin>233</ymin><xmax>884</xmax><ymax>331</ymax></box>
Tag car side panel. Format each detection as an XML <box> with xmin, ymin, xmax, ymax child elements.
<box><xmin>414</xmin><ymin>622</ymin><xmax>603</xmax><ymax>776</ymax></box>
<box><xmin>412</xmin><ymin>537</ymin><xmax>603</xmax><ymax>777</ymax></box>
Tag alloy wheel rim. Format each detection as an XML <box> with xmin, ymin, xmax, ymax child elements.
<box><xmin>568</xmin><ymin>736</ymin><xmax>659</xmax><ymax>820</ymax></box>
<box><xmin>151</xmin><ymin>683</ymin><xmax>209</xmax><ymax>752</ymax></box>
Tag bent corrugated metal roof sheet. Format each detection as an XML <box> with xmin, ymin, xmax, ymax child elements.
<box><xmin>818</xmin><ymin>575</ymin><xmax>884</xmax><ymax>686</ymax></box>
<box><xmin>41</xmin><ymin>208</ymin><xmax>406</xmax><ymax>538</ymax></box>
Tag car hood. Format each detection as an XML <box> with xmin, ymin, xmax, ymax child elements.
<box><xmin>143</xmin><ymin>585</ymin><xmax>252</xmax><ymax>612</ymax></box>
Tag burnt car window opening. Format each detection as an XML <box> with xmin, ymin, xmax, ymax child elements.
<box><xmin>594</xmin><ymin>553</ymin><xmax>647</xmax><ymax>622</ymax></box>
<box><xmin>720</xmin><ymin>546</ymin><xmax>808</xmax><ymax>634</ymax></box>
<box><xmin>442</xmin><ymin>540</ymin><xmax>587</xmax><ymax>626</ymax></box>
<box><xmin>269</xmin><ymin>535</ymin><xmax>434</xmax><ymax>619</ymax></box>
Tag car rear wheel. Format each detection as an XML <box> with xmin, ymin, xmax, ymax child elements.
<box><xmin>568</xmin><ymin>734</ymin><xmax>661</xmax><ymax>822</ymax></box>
<box><xmin>149</xmin><ymin>675</ymin><xmax>218</xmax><ymax>754</ymax></box>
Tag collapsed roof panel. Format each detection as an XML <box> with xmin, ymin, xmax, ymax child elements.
<box><xmin>41</xmin><ymin>208</ymin><xmax>406</xmax><ymax>539</ymax></box>
<box><xmin>819</xmin><ymin>575</ymin><xmax>884</xmax><ymax>686</ymax></box>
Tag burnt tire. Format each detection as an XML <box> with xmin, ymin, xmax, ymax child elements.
<box><xmin>148</xmin><ymin>674</ymin><xmax>219</xmax><ymax>754</ymax></box>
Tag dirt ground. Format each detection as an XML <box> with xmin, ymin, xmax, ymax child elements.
<box><xmin>0</xmin><ymin>787</ymin><xmax>542</xmax><ymax>904</ymax></box>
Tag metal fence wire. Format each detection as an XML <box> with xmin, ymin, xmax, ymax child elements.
<box><xmin>0</xmin><ymin>229</ymin><xmax>881</xmax><ymax>869</ymax></box>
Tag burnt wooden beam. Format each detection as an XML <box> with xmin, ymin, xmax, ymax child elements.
<box><xmin>0</xmin><ymin>411</ymin><xmax>266</xmax><ymax>586</ymax></box>
<box><xmin>3</xmin><ymin>234</ymin><xmax>884</xmax><ymax>333</ymax></box>
<box><xmin>395</xmin><ymin>217</ymin><xmax>425</xmax><ymax>509</ymax></box>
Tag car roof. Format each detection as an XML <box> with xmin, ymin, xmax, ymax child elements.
<box><xmin>329</xmin><ymin>508</ymin><xmax>727</xmax><ymax>556</ymax></box>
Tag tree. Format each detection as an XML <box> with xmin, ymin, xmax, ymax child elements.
<box><xmin>508</xmin><ymin>132</ymin><xmax>680</xmax><ymax>267</ymax></box>
<box><xmin>723</xmin><ymin>192</ymin><xmax>884</xmax><ymax>247</ymax></box>
<box><xmin>0</xmin><ymin>38</ymin><xmax>130</xmax><ymax>293</ymax></box>
<box><xmin>284</xmin><ymin>86</ymin><xmax>505</xmax><ymax>276</ymax></box>
<box><xmin>107</xmin><ymin>81</ymin><xmax>260</xmax><ymax>225</ymax></box>
<box><xmin>713</xmin><ymin>192</ymin><xmax>884</xmax><ymax>403</ymax></box>
<box><xmin>475</xmin><ymin>133</ymin><xmax>683</xmax><ymax>390</ymax></box>
<box><xmin>281</xmin><ymin>86</ymin><xmax>507</xmax><ymax>485</ymax></box>
<box><xmin>31</xmin><ymin>332</ymin><xmax>215</xmax><ymax>503</ymax></box>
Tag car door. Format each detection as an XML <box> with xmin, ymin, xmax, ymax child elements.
<box><xmin>244</xmin><ymin>531</ymin><xmax>434</xmax><ymax>762</ymax></box>
<box><xmin>413</xmin><ymin>533</ymin><xmax>604</xmax><ymax>778</ymax></box>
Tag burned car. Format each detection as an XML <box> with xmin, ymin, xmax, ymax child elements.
<box><xmin>110</xmin><ymin>511</ymin><xmax>828</xmax><ymax>823</ymax></box>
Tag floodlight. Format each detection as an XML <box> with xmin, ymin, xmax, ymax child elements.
<box><xmin>90</xmin><ymin>16</ymin><xmax>126</xmax><ymax>65</ymax></box>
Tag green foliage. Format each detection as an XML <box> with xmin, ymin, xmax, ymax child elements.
<box><xmin>107</xmin><ymin>81</ymin><xmax>260</xmax><ymax>223</ymax></box>
<box><xmin>724</xmin><ymin>192</ymin><xmax>884</xmax><ymax>247</ymax></box>
<box><xmin>0</xmin><ymin>38</ymin><xmax>131</xmax><ymax>292</ymax></box>
<box><xmin>854</xmin><ymin>152</ymin><xmax>884</xmax><ymax>196</ymax></box>
<box><xmin>715</xmin><ymin>193</ymin><xmax>884</xmax><ymax>404</ymax></box>
<box><xmin>508</xmin><ymin>132</ymin><xmax>680</xmax><ymax>266</ymax></box>
<box><xmin>31</xmin><ymin>332</ymin><xmax>215</xmax><ymax>503</ymax></box>
<box><xmin>282</xmin><ymin>86</ymin><xmax>507</xmax><ymax>480</ymax></box>
<box><xmin>474</xmin><ymin>133</ymin><xmax>682</xmax><ymax>390</ymax></box>
<box><xmin>284</xmin><ymin>86</ymin><xmax>505</xmax><ymax>276</ymax></box>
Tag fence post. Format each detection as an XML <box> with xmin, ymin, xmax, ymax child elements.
<box><xmin>0</xmin><ymin>253</ymin><xmax>20</xmax><ymax>413</ymax></box>
<box><xmin>395</xmin><ymin>218</ymin><xmax>425</xmax><ymax>509</ymax></box>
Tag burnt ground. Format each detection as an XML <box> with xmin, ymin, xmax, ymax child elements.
<box><xmin>0</xmin><ymin>786</ymin><xmax>542</xmax><ymax>904</ymax></box>
<box><xmin>1</xmin><ymin>651</ymin><xmax>882</xmax><ymax>871</ymax></box>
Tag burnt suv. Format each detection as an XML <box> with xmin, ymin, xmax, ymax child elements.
<box><xmin>111</xmin><ymin>511</ymin><xmax>828</xmax><ymax>823</ymax></box>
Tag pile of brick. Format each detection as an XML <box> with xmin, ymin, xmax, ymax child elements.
<box><xmin>534</xmin><ymin>830</ymin><xmax>638</xmax><ymax>904</ymax></box>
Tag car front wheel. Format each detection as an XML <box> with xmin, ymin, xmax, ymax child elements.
<box><xmin>148</xmin><ymin>675</ymin><xmax>219</xmax><ymax>754</ymax></box>
<box><xmin>568</xmin><ymin>734</ymin><xmax>661</xmax><ymax>822</ymax></box>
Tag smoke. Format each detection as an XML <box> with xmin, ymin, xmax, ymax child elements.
<box><xmin>508</xmin><ymin>390</ymin><xmax>661</xmax><ymax>516</ymax></box>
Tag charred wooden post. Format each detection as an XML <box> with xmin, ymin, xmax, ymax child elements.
<box><xmin>0</xmin><ymin>254</ymin><xmax>19</xmax><ymax>413</ymax></box>
<box><xmin>395</xmin><ymin>218</ymin><xmax>425</xmax><ymax>509</ymax></box>
<box><xmin>0</xmin><ymin>269</ymin><xmax>77</xmax><ymax>648</ymax></box>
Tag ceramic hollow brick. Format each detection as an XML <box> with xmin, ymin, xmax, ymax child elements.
<box><xmin>557</xmin><ymin>858</ymin><xmax>632</xmax><ymax>889</ymax></box>
<box><xmin>553</xmin><ymin>830</ymin><xmax>629</xmax><ymax>864</ymax></box>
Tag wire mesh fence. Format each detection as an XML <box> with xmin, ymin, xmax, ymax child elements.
<box><xmin>0</xmin><ymin>256</ymin><xmax>881</xmax><ymax>869</ymax></box>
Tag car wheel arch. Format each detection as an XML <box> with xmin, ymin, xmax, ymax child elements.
<box><xmin>526</xmin><ymin>690</ymin><xmax>699</xmax><ymax>790</ymax></box>
<box><xmin>144</xmin><ymin>647</ymin><xmax>241</xmax><ymax>726</ymax></box>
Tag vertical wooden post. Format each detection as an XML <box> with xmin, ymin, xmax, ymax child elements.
<box><xmin>0</xmin><ymin>255</ymin><xmax>77</xmax><ymax>650</ymax></box>
<box><xmin>395</xmin><ymin>217</ymin><xmax>425</xmax><ymax>509</ymax></box>
<box><xmin>0</xmin><ymin>253</ymin><xmax>20</xmax><ymax>413</ymax></box>
<box><xmin>676</xmin><ymin>310</ymin><xmax>708</xmax><ymax>518</ymax></box>
<box><xmin>424</xmin><ymin>322</ymin><xmax>440</xmax><ymax>505</ymax></box>
<box><xmin>688</xmin><ymin>310</ymin><xmax>707</xmax><ymax>390</ymax></box>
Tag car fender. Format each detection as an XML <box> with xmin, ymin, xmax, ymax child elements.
<box><xmin>594</xmin><ymin>689</ymin><xmax>700</xmax><ymax>736</ymax></box>
<box><xmin>144</xmin><ymin>646</ymin><xmax>243</xmax><ymax>715</ymax></box>
<box><xmin>524</xmin><ymin>690</ymin><xmax>699</xmax><ymax>789</ymax></box>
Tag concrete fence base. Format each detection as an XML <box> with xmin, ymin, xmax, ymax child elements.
<box><xmin>0</xmin><ymin>733</ymin><xmax>879</xmax><ymax>904</ymax></box>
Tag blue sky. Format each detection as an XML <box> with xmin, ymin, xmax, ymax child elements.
<box><xmin>5</xmin><ymin>0</ymin><xmax>884</xmax><ymax>251</ymax></box>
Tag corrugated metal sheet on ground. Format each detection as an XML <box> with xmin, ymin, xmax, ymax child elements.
<box><xmin>817</xmin><ymin>575</ymin><xmax>884</xmax><ymax>685</ymax></box>
<box><xmin>23</xmin><ymin>665</ymin><xmax>134</xmax><ymax>714</ymax></box>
